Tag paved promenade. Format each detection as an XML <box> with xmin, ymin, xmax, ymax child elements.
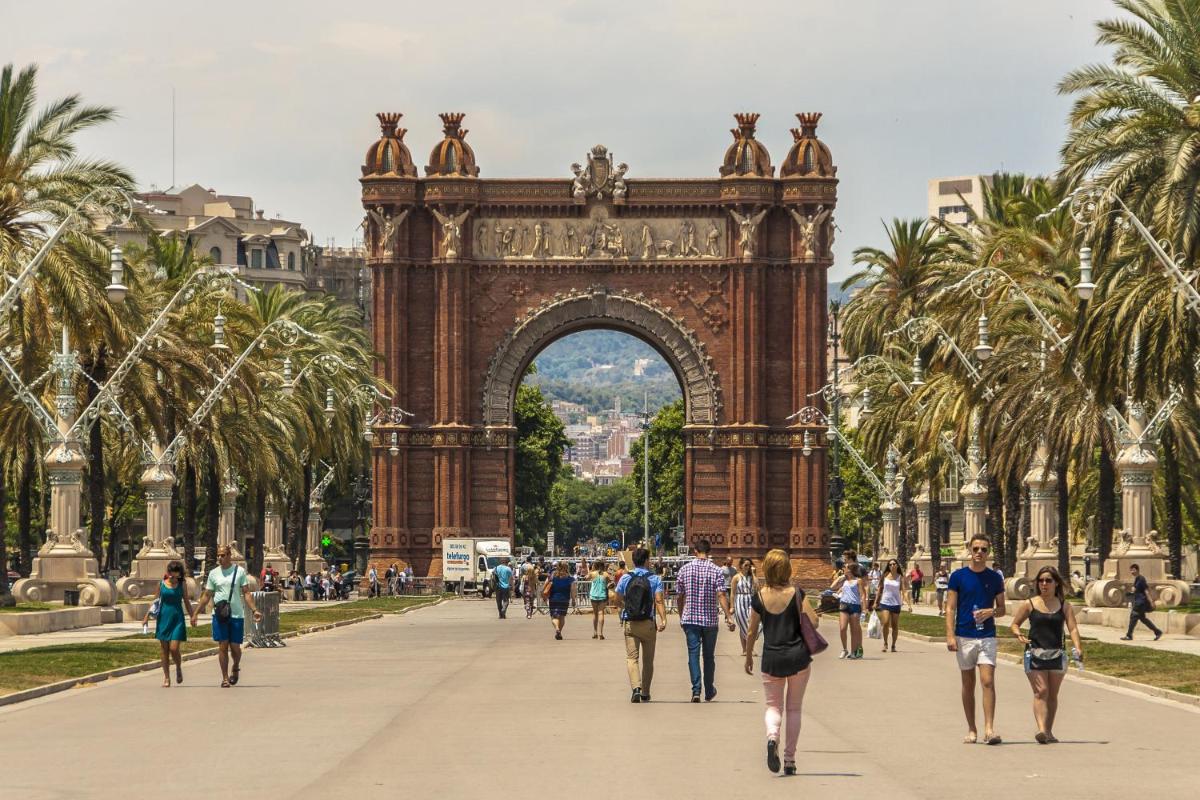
<box><xmin>0</xmin><ymin>599</ymin><xmax>1195</xmax><ymax>799</ymax></box>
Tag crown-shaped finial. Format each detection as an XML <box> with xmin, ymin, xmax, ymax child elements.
<box><xmin>734</xmin><ymin>113</ymin><xmax>761</xmax><ymax>135</ymax></box>
<box><xmin>439</xmin><ymin>112</ymin><xmax>467</xmax><ymax>137</ymax></box>
<box><xmin>376</xmin><ymin>112</ymin><xmax>403</xmax><ymax>137</ymax></box>
<box><xmin>795</xmin><ymin>112</ymin><xmax>822</xmax><ymax>135</ymax></box>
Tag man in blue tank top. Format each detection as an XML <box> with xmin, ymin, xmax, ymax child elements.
<box><xmin>945</xmin><ymin>533</ymin><xmax>1006</xmax><ymax>745</ymax></box>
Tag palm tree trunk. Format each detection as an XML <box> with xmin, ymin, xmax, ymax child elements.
<box><xmin>84</xmin><ymin>349</ymin><xmax>107</xmax><ymax>566</ymax></box>
<box><xmin>106</xmin><ymin>484</ymin><xmax>127</xmax><ymax>573</ymax></box>
<box><xmin>17</xmin><ymin>448</ymin><xmax>35</xmax><ymax>577</ymax></box>
<box><xmin>0</xmin><ymin>467</ymin><xmax>12</xmax><ymax>605</ymax></box>
<box><xmin>898</xmin><ymin>480</ymin><xmax>912</xmax><ymax>565</ymax></box>
<box><xmin>182</xmin><ymin>460</ymin><xmax>198</xmax><ymax>571</ymax></box>
<box><xmin>297</xmin><ymin>463</ymin><xmax>312</xmax><ymax>575</ymax></box>
<box><xmin>1056</xmin><ymin>461</ymin><xmax>1070</xmax><ymax>578</ymax></box>
<box><xmin>929</xmin><ymin>485</ymin><xmax>942</xmax><ymax>571</ymax></box>
<box><xmin>986</xmin><ymin>476</ymin><xmax>1002</xmax><ymax>569</ymax></box>
<box><xmin>1162</xmin><ymin>429</ymin><xmax>1183</xmax><ymax>578</ymax></box>
<box><xmin>1004</xmin><ymin>472</ymin><xmax>1021</xmax><ymax>576</ymax></box>
<box><xmin>1097</xmin><ymin>430</ymin><xmax>1116</xmax><ymax>567</ymax></box>
<box><xmin>251</xmin><ymin>491</ymin><xmax>265</xmax><ymax>576</ymax></box>
<box><xmin>1020</xmin><ymin>484</ymin><xmax>1030</xmax><ymax>555</ymax></box>
<box><xmin>203</xmin><ymin>448</ymin><xmax>219</xmax><ymax>571</ymax></box>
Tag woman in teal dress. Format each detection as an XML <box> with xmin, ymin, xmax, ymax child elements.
<box><xmin>143</xmin><ymin>560</ymin><xmax>194</xmax><ymax>687</ymax></box>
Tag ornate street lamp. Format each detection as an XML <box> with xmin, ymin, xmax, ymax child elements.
<box><xmin>106</xmin><ymin>246</ymin><xmax>127</xmax><ymax>304</ymax></box>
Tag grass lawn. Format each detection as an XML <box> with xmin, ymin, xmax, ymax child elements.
<box><xmin>896</xmin><ymin>613</ymin><xmax>1200</xmax><ymax>697</ymax></box>
<box><xmin>0</xmin><ymin>595</ymin><xmax>443</xmax><ymax>697</ymax></box>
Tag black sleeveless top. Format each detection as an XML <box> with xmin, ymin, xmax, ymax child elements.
<box><xmin>751</xmin><ymin>588</ymin><xmax>812</xmax><ymax>677</ymax></box>
<box><xmin>1027</xmin><ymin>601</ymin><xmax>1065</xmax><ymax>650</ymax></box>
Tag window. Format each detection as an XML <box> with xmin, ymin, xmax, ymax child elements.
<box><xmin>251</xmin><ymin>249</ymin><xmax>263</xmax><ymax>269</ymax></box>
<box><xmin>209</xmin><ymin>246</ymin><xmax>222</xmax><ymax>263</ymax></box>
<box><xmin>287</xmin><ymin>252</ymin><xmax>295</xmax><ymax>270</ymax></box>
<box><xmin>938</xmin><ymin>205</ymin><xmax>970</xmax><ymax>219</ymax></box>
<box><xmin>938</xmin><ymin>179</ymin><xmax>974</xmax><ymax>195</ymax></box>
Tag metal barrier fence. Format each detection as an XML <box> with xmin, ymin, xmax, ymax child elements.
<box><xmin>246</xmin><ymin>591</ymin><xmax>285</xmax><ymax>648</ymax></box>
<box><xmin>387</xmin><ymin>576</ymin><xmax>444</xmax><ymax>596</ymax></box>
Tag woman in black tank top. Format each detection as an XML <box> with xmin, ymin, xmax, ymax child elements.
<box><xmin>1009</xmin><ymin>566</ymin><xmax>1084</xmax><ymax>744</ymax></box>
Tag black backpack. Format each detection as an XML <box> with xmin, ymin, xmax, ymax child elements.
<box><xmin>624</xmin><ymin>572</ymin><xmax>654</xmax><ymax>621</ymax></box>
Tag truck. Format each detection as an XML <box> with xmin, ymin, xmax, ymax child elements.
<box><xmin>442</xmin><ymin>537</ymin><xmax>513</xmax><ymax>596</ymax></box>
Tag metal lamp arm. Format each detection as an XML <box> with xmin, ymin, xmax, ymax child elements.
<box><xmin>160</xmin><ymin>318</ymin><xmax>316</xmax><ymax>465</ymax></box>
<box><xmin>0</xmin><ymin>188</ymin><xmax>131</xmax><ymax>321</ymax></box>
<box><xmin>0</xmin><ymin>351</ymin><xmax>59</xmax><ymax>438</ymax></box>
<box><xmin>290</xmin><ymin>352</ymin><xmax>353</xmax><ymax>388</ymax></box>
<box><xmin>1107</xmin><ymin>193</ymin><xmax>1200</xmax><ymax>315</ymax></box>
<box><xmin>790</xmin><ymin>405</ymin><xmax>890</xmax><ymax>500</ymax></box>
<box><xmin>309</xmin><ymin>461</ymin><xmax>336</xmax><ymax>506</ymax></box>
<box><xmin>69</xmin><ymin>266</ymin><xmax>235</xmax><ymax>440</ymax></box>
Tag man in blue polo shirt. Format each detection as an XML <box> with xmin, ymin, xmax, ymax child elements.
<box><xmin>946</xmin><ymin>533</ymin><xmax>1007</xmax><ymax>745</ymax></box>
<box><xmin>492</xmin><ymin>557</ymin><xmax>514</xmax><ymax>619</ymax></box>
<box><xmin>616</xmin><ymin>548</ymin><xmax>667</xmax><ymax>704</ymax></box>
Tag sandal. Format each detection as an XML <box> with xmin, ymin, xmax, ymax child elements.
<box><xmin>220</xmin><ymin>679</ymin><xmax>231</xmax><ymax>688</ymax></box>
<box><xmin>229</xmin><ymin>666</ymin><xmax>239</xmax><ymax>686</ymax></box>
<box><xmin>176</xmin><ymin>669</ymin><xmax>183</xmax><ymax>684</ymax></box>
<box><xmin>963</xmin><ymin>732</ymin><xmax>978</xmax><ymax>744</ymax></box>
<box><xmin>1035</xmin><ymin>732</ymin><xmax>1048</xmax><ymax>745</ymax></box>
<box><xmin>599</xmin><ymin>635</ymin><xmax>605</xmax><ymax>640</ymax></box>
<box><xmin>985</xmin><ymin>733</ymin><xmax>1002</xmax><ymax>746</ymax></box>
<box><xmin>162</xmin><ymin>678</ymin><xmax>171</xmax><ymax>688</ymax></box>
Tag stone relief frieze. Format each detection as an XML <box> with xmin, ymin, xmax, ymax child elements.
<box><xmin>472</xmin><ymin>210</ymin><xmax>725</xmax><ymax>261</ymax></box>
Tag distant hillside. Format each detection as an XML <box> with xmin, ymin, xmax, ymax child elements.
<box><xmin>528</xmin><ymin>330</ymin><xmax>681</xmax><ymax>414</ymax></box>
<box><xmin>829</xmin><ymin>279</ymin><xmax>856</xmax><ymax>305</ymax></box>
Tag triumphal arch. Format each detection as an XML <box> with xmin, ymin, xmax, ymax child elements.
<box><xmin>360</xmin><ymin>111</ymin><xmax>838</xmax><ymax>580</ymax></box>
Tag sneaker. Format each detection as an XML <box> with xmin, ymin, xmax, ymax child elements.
<box><xmin>854</xmin><ymin>646</ymin><xmax>863</xmax><ymax>658</ymax></box>
<box><xmin>766</xmin><ymin>739</ymin><xmax>780</xmax><ymax>773</ymax></box>
<box><xmin>691</xmin><ymin>692</ymin><xmax>701</xmax><ymax>703</ymax></box>
<box><xmin>631</xmin><ymin>688</ymin><xmax>642</xmax><ymax>704</ymax></box>
<box><xmin>705</xmin><ymin>689</ymin><xmax>717</xmax><ymax>702</ymax></box>
<box><xmin>839</xmin><ymin>650</ymin><xmax>849</xmax><ymax>659</ymax></box>
<box><xmin>641</xmin><ymin>692</ymin><xmax>651</xmax><ymax>702</ymax></box>
<box><xmin>1154</xmin><ymin>631</ymin><xmax>1163</xmax><ymax>641</ymax></box>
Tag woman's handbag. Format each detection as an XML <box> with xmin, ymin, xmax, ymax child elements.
<box><xmin>213</xmin><ymin>565</ymin><xmax>238</xmax><ymax>622</ymax></box>
<box><xmin>795</xmin><ymin>590</ymin><xmax>829</xmax><ymax>656</ymax></box>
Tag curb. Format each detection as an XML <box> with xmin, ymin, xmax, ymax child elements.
<box><xmin>896</xmin><ymin>630</ymin><xmax>1200</xmax><ymax>709</ymax></box>
<box><xmin>0</xmin><ymin>597</ymin><xmax>444</xmax><ymax>709</ymax></box>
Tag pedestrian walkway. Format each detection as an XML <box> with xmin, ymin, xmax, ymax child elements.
<box><xmin>906</xmin><ymin>601</ymin><xmax>1200</xmax><ymax>655</ymax></box>
<box><xmin>0</xmin><ymin>598</ymin><xmax>352</xmax><ymax>654</ymax></box>
<box><xmin>0</xmin><ymin>599</ymin><xmax>1195</xmax><ymax>799</ymax></box>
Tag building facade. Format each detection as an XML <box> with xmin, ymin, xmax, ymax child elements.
<box><xmin>362</xmin><ymin>110</ymin><xmax>838</xmax><ymax>580</ymax></box>
<box><xmin>927</xmin><ymin>175</ymin><xmax>990</xmax><ymax>225</ymax></box>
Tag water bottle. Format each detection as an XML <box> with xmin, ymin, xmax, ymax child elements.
<box><xmin>973</xmin><ymin>604</ymin><xmax>985</xmax><ymax>632</ymax></box>
<box><xmin>141</xmin><ymin>621</ymin><xmax>149</xmax><ymax>636</ymax></box>
<box><xmin>1071</xmin><ymin>647</ymin><xmax>1083</xmax><ymax>672</ymax></box>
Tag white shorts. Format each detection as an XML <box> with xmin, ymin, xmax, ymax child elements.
<box><xmin>955</xmin><ymin>636</ymin><xmax>998</xmax><ymax>670</ymax></box>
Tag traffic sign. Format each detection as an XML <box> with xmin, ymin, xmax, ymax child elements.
<box><xmin>609</xmin><ymin>540</ymin><xmax>620</xmax><ymax>550</ymax></box>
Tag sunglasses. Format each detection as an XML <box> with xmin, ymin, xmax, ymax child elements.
<box><xmin>971</xmin><ymin>546</ymin><xmax>989</xmax><ymax>553</ymax></box>
<box><xmin>1036</xmin><ymin>578</ymin><xmax>1055</xmax><ymax>584</ymax></box>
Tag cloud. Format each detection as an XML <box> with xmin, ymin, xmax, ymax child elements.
<box><xmin>323</xmin><ymin>21</ymin><xmax>413</xmax><ymax>57</ymax></box>
<box><xmin>252</xmin><ymin>41</ymin><xmax>301</xmax><ymax>56</ymax></box>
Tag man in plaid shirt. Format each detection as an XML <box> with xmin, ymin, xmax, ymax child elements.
<box><xmin>675</xmin><ymin>538</ymin><xmax>734</xmax><ymax>702</ymax></box>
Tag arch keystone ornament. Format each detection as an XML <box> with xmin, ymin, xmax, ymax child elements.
<box><xmin>362</xmin><ymin>112</ymin><xmax>838</xmax><ymax>579</ymax></box>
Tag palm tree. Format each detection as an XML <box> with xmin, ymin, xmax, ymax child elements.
<box><xmin>0</xmin><ymin>63</ymin><xmax>134</xmax><ymax>596</ymax></box>
<box><xmin>841</xmin><ymin>219</ymin><xmax>947</xmax><ymax>360</ymax></box>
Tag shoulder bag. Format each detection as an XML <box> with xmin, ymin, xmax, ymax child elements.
<box><xmin>213</xmin><ymin>565</ymin><xmax>238</xmax><ymax>622</ymax></box>
<box><xmin>794</xmin><ymin>588</ymin><xmax>828</xmax><ymax>656</ymax></box>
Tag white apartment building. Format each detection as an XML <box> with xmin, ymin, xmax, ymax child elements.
<box><xmin>927</xmin><ymin>175</ymin><xmax>991</xmax><ymax>225</ymax></box>
<box><xmin>106</xmin><ymin>184</ymin><xmax>312</xmax><ymax>292</ymax></box>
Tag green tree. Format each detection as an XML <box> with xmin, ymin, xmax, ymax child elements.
<box><xmin>629</xmin><ymin>398</ymin><xmax>685</xmax><ymax>547</ymax></box>
<box><xmin>514</xmin><ymin>381</ymin><xmax>568</xmax><ymax>548</ymax></box>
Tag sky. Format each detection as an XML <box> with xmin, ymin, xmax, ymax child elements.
<box><xmin>2</xmin><ymin>0</ymin><xmax>1120</xmax><ymax>281</ymax></box>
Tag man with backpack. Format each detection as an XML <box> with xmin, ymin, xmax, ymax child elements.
<box><xmin>615</xmin><ymin>547</ymin><xmax>667</xmax><ymax>703</ymax></box>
